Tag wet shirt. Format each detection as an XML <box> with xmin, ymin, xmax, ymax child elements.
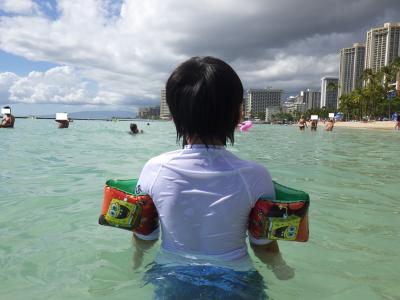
<box><xmin>136</xmin><ymin>144</ymin><xmax>275</xmax><ymax>261</ymax></box>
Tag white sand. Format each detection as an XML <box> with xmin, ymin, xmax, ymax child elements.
<box><xmin>332</xmin><ymin>121</ymin><xmax>397</xmax><ymax>130</ymax></box>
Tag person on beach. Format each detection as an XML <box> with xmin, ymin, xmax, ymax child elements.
<box><xmin>298</xmin><ymin>115</ymin><xmax>307</xmax><ymax>131</ymax></box>
<box><xmin>395</xmin><ymin>113</ymin><xmax>400</xmax><ymax>130</ymax></box>
<box><xmin>135</xmin><ymin>57</ymin><xmax>289</xmax><ymax>298</ymax></box>
<box><xmin>0</xmin><ymin>106</ymin><xmax>15</xmax><ymax>128</ymax></box>
<box><xmin>325</xmin><ymin>118</ymin><xmax>334</xmax><ymax>131</ymax></box>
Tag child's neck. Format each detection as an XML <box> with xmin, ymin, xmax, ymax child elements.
<box><xmin>187</xmin><ymin>137</ymin><xmax>224</xmax><ymax>146</ymax></box>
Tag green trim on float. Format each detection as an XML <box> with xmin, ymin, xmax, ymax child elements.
<box><xmin>105</xmin><ymin>179</ymin><xmax>309</xmax><ymax>203</ymax></box>
<box><xmin>270</xmin><ymin>181</ymin><xmax>310</xmax><ymax>203</ymax></box>
<box><xmin>105</xmin><ymin>179</ymin><xmax>138</xmax><ymax>195</ymax></box>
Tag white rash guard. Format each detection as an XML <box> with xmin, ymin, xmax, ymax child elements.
<box><xmin>136</xmin><ymin>144</ymin><xmax>275</xmax><ymax>261</ymax></box>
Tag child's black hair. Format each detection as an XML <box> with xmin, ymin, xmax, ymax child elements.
<box><xmin>166</xmin><ymin>56</ymin><xmax>243</xmax><ymax>147</ymax></box>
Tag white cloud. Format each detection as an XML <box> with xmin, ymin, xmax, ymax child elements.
<box><xmin>0</xmin><ymin>0</ymin><xmax>38</xmax><ymax>14</ymax></box>
<box><xmin>0</xmin><ymin>71</ymin><xmax>19</xmax><ymax>101</ymax></box>
<box><xmin>0</xmin><ymin>66</ymin><xmax>124</xmax><ymax>105</ymax></box>
<box><xmin>0</xmin><ymin>0</ymin><xmax>399</xmax><ymax>105</ymax></box>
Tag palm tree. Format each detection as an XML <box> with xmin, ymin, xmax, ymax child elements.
<box><xmin>349</xmin><ymin>88</ymin><xmax>364</xmax><ymax>120</ymax></box>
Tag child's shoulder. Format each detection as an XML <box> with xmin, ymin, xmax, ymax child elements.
<box><xmin>225</xmin><ymin>150</ymin><xmax>268</xmax><ymax>172</ymax></box>
<box><xmin>144</xmin><ymin>149</ymin><xmax>183</xmax><ymax>168</ymax></box>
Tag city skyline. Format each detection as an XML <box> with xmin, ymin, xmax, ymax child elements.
<box><xmin>1</xmin><ymin>0</ymin><xmax>400</xmax><ymax>115</ymax></box>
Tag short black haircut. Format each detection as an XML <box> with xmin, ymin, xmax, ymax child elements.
<box><xmin>166</xmin><ymin>56</ymin><xmax>243</xmax><ymax>147</ymax></box>
<box><xmin>130</xmin><ymin>123</ymin><xmax>138</xmax><ymax>132</ymax></box>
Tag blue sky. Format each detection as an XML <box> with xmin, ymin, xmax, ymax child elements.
<box><xmin>1</xmin><ymin>0</ymin><xmax>399</xmax><ymax>116</ymax></box>
<box><xmin>0</xmin><ymin>50</ymin><xmax>58</xmax><ymax>75</ymax></box>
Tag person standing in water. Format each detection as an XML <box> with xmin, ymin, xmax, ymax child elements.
<box><xmin>298</xmin><ymin>115</ymin><xmax>307</xmax><ymax>131</ymax></box>
<box><xmin>135</xmin><ymin>57</ymin><xmax>292</xmax><ymax>299</ymax></box>
<box><xmin>310</xmin><ymin>119</ymin><xmax>318</xmax><ymax>131</ymax></box>
<box><xmin>325</xmin><ymin>118</ymin><xmax>334</xmax><ymax>131</ymax></box>
<box><xmin>137</xmin><ymin>57</ymin><xmax>279</xmax><ymax>257</ymax></box>
<box><xmin>0</xmin><ymin>106</ymin><xmax>15</xmax><ymax>128</ymax></box>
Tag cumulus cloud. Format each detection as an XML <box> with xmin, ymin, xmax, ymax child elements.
<box><xmin>0</xmin><ymin>0</ymin><xmax>400</xmax><ymax>106</ymax></box>
<box><xmin>0</xmin><ymin>71</ymin><xmax>19</xmax><ymax>101</ymax></box>
<box><xmin>0</xmin><ymin>0</ymin><xmax>38</xmax><ymax>14</ymax></box>
<box><xmin>0</xmin><ymin>66</ymin><xmax>124</xmax><ymax>105</ymax></box>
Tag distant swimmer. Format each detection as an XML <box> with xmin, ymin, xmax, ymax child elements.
<box><xmin>130</xmin><ymin>123</ymin><xmax>143</xmax><ymax>134</ymax></box>
<box><xmin>55</xmin><ymin>112</ymin><xmax>69</xmax><ymax>128</ymax></box>
<box><xmin>298</xmin><ymin>115</ymin><xmax>307</xmax><ymax>131</ymax></box>
<box><xmin>56</xmin><ymin>120</ymin><xmax>70</xmax><ymax>128</ymax></box>
<box><xmin>0</xmin><ymin>106</ymin><xmax>15</xmax><ymax>128</ymax></box>
<box><xmin>325</xmin><ymin>118</ymin><xmax>334</xmax><ymax>131</ymax></box>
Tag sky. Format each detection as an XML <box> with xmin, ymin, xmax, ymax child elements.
<box><xmin>0</xmin><ymin>0</ymin><xmax>400</xmax><ymax>116</ymax></box>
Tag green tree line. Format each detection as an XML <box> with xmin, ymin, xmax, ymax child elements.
<box><xmin>338</xmin><ymin>57</ymin><xmax>400</xmax><ymax>120</ymax></box>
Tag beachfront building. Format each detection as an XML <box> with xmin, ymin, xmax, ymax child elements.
<box><xmin>138</xmin><ymin>106</ymin><xmax>160</xmax><ymax>119</ymax></box>
<box><xmin>246</xmin><ymin>88</ymin><xmax>283</xmax><ymax>119</ymax></box>
<box><xmin>265</xmin><ymin>107</ymin><xmax>280</xmax><ymax>122</ymax></box>
<box><xmin>339</xmin><ymin>43</ymin><xmax>365</xmax><ymax>98</ymax></box>
<box><xmin>283</xmin><ymin>96</ymin><xmax>295</xmax><ymax>113</ymax></box>
<box><xmin>321</xmin><ymin>77</ymin><xmax>339</xmax><ymax>109</ymax></box>
<box><xmin>283</xmin><ymin>94</ymin><xmax>306</xmax><ymax>113</ymax></box>
<box><xmin>302</xmin><ymin>89</ymin><xmax>321</xmax><ymax>110</ymax></box>
<box><xmin>365</xmin><ymin>23</ymin><xmax>400</xmax><ymax>72</ymax></box>
<box><xmin>160</xmin><ymin>89</ymin><xmax>171</xmax><ymax>119</ymax></box>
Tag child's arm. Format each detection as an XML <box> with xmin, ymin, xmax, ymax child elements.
<box><xmin>250</xmin><ymin>240</ymin><xmax>279</xmax><ymax>253</ymax></box>
<box><xmin>132</xmin><ymin>234</ymin><xmax>157</xmax><ymax>269</ymax></box>
<box><xmin>250</xmin><ymin>241</ymin><xmax>295</xmax><ymax>280</ymax></box>
<box><xmin>134</xmin><ymin>157</ymin><xmax>161</xmax><ymax>239</ymax></box>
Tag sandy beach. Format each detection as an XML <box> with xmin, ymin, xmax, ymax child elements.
<box><xmin>332</xmin><ymin>120</ymin><xmax>398</xmax><ymax>130</ymax></box>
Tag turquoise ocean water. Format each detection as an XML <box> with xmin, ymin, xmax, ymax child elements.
<box><xmin>1</xmin><ymin>119</ymin><xmax>399</xmax><ymax>299</ymax></box>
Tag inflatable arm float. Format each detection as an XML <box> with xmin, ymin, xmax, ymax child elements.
<box><xmin>99</xmin><ymin>179</ymin><xmax>159</xmax><ymax>235</ymax></box>
<box><xmin>99</xmin><ymin>179</ymin><xmax>309</xmax><ymax>242</ymax></box>
<box><xmin>249</xmin><ymin>181</ymin><xmax>309</xmax><ymax>242</ymax></box>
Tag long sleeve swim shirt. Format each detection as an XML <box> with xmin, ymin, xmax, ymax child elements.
<box><xmin>137</xmin><ymin>144</ymin><xmax>275</xmax><ymax>261</ymax></box>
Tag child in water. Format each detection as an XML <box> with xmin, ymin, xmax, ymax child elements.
<box><xmin>136</xmin><ymin>57</ymin><xmax>279</xmax><ymax>262</ymax></box>
<box><xmin>130</xmin><ymin>123</ymin><xmax>143</xmax><ymax>134</ymax></box>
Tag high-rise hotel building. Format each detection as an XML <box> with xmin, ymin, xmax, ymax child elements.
<box><xmin>365</xmin><ymin>23</ymin><xmax>400</xmax><ymax>71</ymax></box>
<box><xmin>339</xmin><ymin>43</ymin><xmax>365</xmax><ymax>98</ymax></box>
<box><xmin>160</xmin><ymin>89</ymin><xmax>171</xmax><ymax>119</ymax></box>
<box><xmin>302</xmin><ymin>89</ymin><xmax>321</xmax><ymax>110</ymax></box>
<box><xmin>246</xmin><ymin>89</ymin><xmax>283</xmax><ymax>118</ymax></box>
<box><xmin>321</xmin><ymin>77</ymin><xmax>339</xmax><ymax>109</ymax></box>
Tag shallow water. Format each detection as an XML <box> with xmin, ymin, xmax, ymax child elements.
<box><xmin>0</xmin><ymin>119</ymin><xmax>399</xmax><ymax>299</ymax></box>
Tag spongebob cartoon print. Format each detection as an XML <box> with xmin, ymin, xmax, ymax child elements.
<box><xmin>105</xmin><ymin>198</ymin><xmax>142</xmax><ymax>229</ymax></box>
